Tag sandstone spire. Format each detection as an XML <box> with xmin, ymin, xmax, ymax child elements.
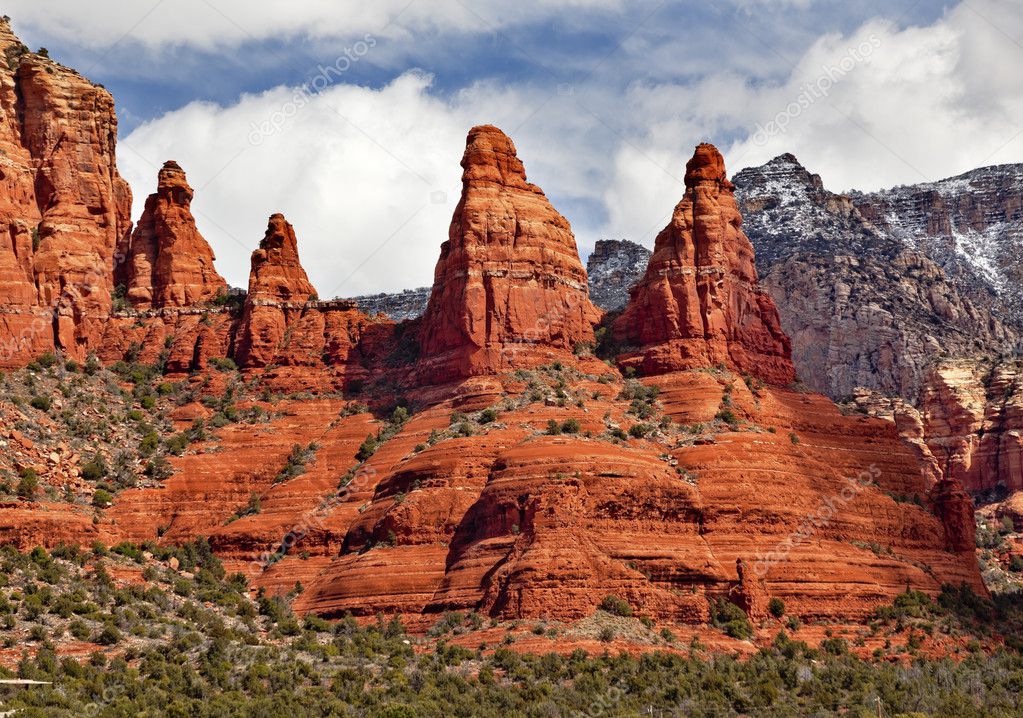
<box><xmin>234</xmin><ymin>214</ymin><xmax>317</xmax><ymax>367</ymax></box>
<box><xmin>247</xmin><ymin>213</ymin><xmax>316</xmax><ymax>303</ymax></box>
<box><xmin>416</xmin><ymin>124</ymin><xmax>600</xmax><ymax>382</ymax></box>
<box><xmin>123</xmin><ymin>161</ymin><xmax>227</xmax><ymax>308</ymax></box>
<box><xmin>614</xmin><ymin>143</ymin><xmax>795</xmax><ymax>384</ymax></box>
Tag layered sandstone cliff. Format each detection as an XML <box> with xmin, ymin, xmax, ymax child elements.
<box><xmin>919</xmin><ymin>358</ymin><xmax>1023</xmax><ymax>496</ymax></box>
<box><xmin>613</xmin><ymin>144</ymin><xmax>794</xmax><ymax>385</ymax></box>
<box><xmin>0</xmin><ymin>18</ymin><xmax>132</xmax><ymax>364</ymax></box>
<box><xmin>121</xmin><ymin>161</ymin><xmax>227</xmax><ymax>308</ymax></box>
<box><xmin>288</xmin><ymin>326</ymin><xmax>982</xmax><ymax>625</ymax></box>
<box><xmin>415</xmin><ymin>125</ymin><xmax>601</xmax><ymax>383</ymax></box>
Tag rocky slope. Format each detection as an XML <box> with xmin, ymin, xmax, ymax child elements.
<box><xmin>734</xmin><ymin>154</ymin><xmax>1017</xmax><ymax>402</ymax></box>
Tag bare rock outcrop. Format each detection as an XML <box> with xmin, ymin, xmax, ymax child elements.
<box><xmin>920</xmin><ymin>358</ymin><xmax>1023</xmax><ymax>496</ymax></box>
<box><xmin>234</xmin><ymin>214</ymin><xmax>318</xmax><ymax>368</ymax></box>
<box><xmin>0</xmin><ymin>18</ymin><xmax>132</xmax><ymax>363</ymax></box>
<box><xmin>614</xmin><ymin>144</ymin><xmax>795</xmax><ymax>385</ymax></box>
<box><xmin>415</xmin><ymin>125</ymin><xmax>601</xmax><ymax>384</ymax></box>
<box><xmin>735</xmin><ymin>154</ymin><xmax>1018</xmax><ymax>402</ymax></box>
<box><xmin>122</xmin><ymin>161</ymin><xmax>227</xmax><ymax>308</ymax></box>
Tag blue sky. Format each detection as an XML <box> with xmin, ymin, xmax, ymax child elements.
<box><xmin>13</xmin><ymin>1</ymin><xmax>948</xmax><ymax>134</ymax></box>
<box><xmin>5</xmin><ymin>1</ymin><xmax>1021</xmax><ymax>296</ymax></box>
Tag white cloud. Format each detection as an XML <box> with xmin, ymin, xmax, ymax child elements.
<box><xmin>4</xmin><ymin>0</ymin><xmax>625</xmax><ymax>50</ymax></box>
<box><xmin>119</xmin><ymin>0</ymin><xmax>1023</xmax><ymax>296</ymax></box>
<box><xmin>120</xmin><ymin>72</ymin><xmax>604</xmax><ymax>296</ymax></box>
<box><xmin>598</xmin><ymin>0</ymin><xmax>1023</xmax><ymax>248</ymax></box>
<box><xmin>725</xmin><ymin>0</ymin><xmax>1023</xmax><ymax>189</ymax></box>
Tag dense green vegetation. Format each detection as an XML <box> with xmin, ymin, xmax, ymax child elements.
<box><xmin>1</xmin><ymin>545</ymin><xmax>1023</xmax><ymax>716</ymax></box>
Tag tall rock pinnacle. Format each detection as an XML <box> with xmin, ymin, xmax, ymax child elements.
<box><xmin>122</xmin><ymin>161</ymin><xmax>227</xmax><ymax>308</ymax></box>
<box><xmin>234</xmin><ymin>214</ymin><xmax>318</xmax><ymax>367</ymax></box>
<box><xmin>246</xmin><ymin>213</ymin><xmax>316</xmax><ymax>303</ymax></box>
<box><xmin>416</xmin><ymin>124</ymin><xmax>600</xmax><ymax>382</ymax></box>
<box><xmin>614</xmin><ymin>143</ymin><xmax>795</xmax><ymax>384</ymax></box>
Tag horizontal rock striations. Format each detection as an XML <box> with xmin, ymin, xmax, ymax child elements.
<box><xmin>918</xmin><ymin>358</ymin><xmax>1023</xmax><ymax>497</ymax></box>
<box><xmin>415</xmin><ymin>125</ymin><xmax>601</xmax><ymax>384</ymax></box>
<box><xmin>614</xmin><ymin>144</ymin><xmax>795</xmax><ymax>385</ymax></box>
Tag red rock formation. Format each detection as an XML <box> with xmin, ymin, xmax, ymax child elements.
<box><xmin>0</xmin><ymin>22</ymin><xmax>47</xmax><ymax>366</ymax></box>
<box><xmin>234</xmin><ymin>214</ymin><xmax>317</xmax><ymax>368</ymax></box>
<box><xmin>0</xmin><ymin>500</ymin><xmax>103</xmax><ymax>550</ymax></box>
<box><xmin>729</xmin><ymin>558</ymin><xmax>769</xmax><ymax>623</ymax></box>
<box><xmin>289</xmin><ymin>369</ymin><xmax>983</xmax><ymax>623</ymax></box>
<box><xmin>97</xmin><ymin>308</ymin><xmax>235</xmax><ymax>373</ymax></box>
<box><xmin>122</xmin><ymin>161</ymin><xmax>226</xmax><ymax>308</ymax></box>
<box><xmin>614</xmin><ymin>144</ymin><xmax>794</xmax><ymax>385</ymax></box>
<box><xmin>0</xmin><ymin>18</ymin><xmax>131</xmax><ymax>364</ymax></box>
<box><xmin>0</xmin><ymin>23</ymin><xmax>987</xmax><ymax>632</ymax></box>
<box><xmin>921</xmin><ymin>359</ymin><xmax>1023</xmax><ymax>495</ymax></box>
<box><xmin>929</xmin><ymin>478</ymin><xmax>979</xmax><ymax>553</ymax></box>
<box><xmin>416</xmin><ymin>125</ymin><xmax>600</xmax><ymax>383</ymax></box>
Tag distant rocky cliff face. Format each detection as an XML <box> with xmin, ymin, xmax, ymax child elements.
<box><xmin>347</xmin><ymin>287</ymin><xmax>431</xmax><ymax>321</ymax></box>
<box><xmin>733</xmin><ymin>154</ymin><xmax>1018</xmax><ymax>402</ymax></box>
<box><xmin>851</xmin><ymin>165</ymin><xmax>1023</xmax><ymax>328</ymax></box>
<box><xmin>585</xmin><ymin>239</ymin><xmax>651</xmax><ymax>311</ymax></box>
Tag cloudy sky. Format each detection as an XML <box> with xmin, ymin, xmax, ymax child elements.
<box><xmin>6</xmin><ymin>1</ymin><xmax>1023</xmax><ymax>296</ymax></box>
